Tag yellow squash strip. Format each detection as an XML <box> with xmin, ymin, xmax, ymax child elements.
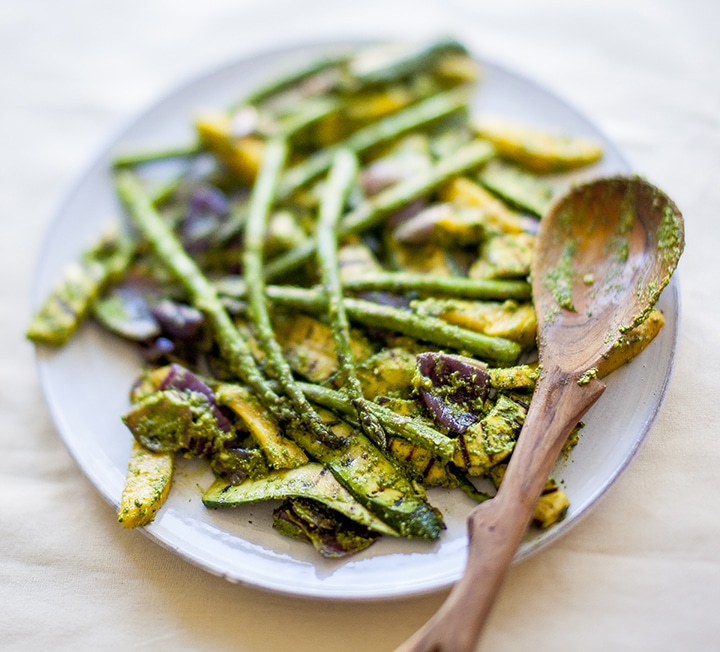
<box><xmin>117</xmin><ymin>439</ymin><xmax>174</xmax><ymax>528</ymax></box>
<box><xmin>598</xmin><ymin>308</ymin><xmax>666</xmax><ymax>378</ymax></box>
<box><xmin>195</xmin><ymin>112</ymin><xmax>264</xmax><ymax>184</ymax></box>
<box><xmin>214</xmin><ymin>384</ymin><xmax>308</xmax><ymax>469</ymax></box>
<box><xmin>439</xmin><ymin>177</ymin><xmax>525</xmax><ymax>234</ymax></box>
<box><xmin>413</xmin><ymin>298</ymin><xmax>538</xmax><ymax>348</ymax></box>
<box><xmin>472</xmin><ymin>114</ymin><xmax>604</xmax><ymax>173</ymax></box>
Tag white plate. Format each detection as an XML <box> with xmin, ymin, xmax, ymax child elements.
<box><xmin>32</xmin><ymin>40</ymin><xmax>679</xmax><ymax>600</ymax></box>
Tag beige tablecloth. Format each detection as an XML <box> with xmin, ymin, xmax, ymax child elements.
<box><xmin>3</xmin><ymin>1</ymin><xmax>719</xmax><ymax>650</ymax></box>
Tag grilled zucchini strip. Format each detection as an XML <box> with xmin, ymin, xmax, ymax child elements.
<box><xmin>203</xmin><ymin>462</ymin><xmax>398</xmax><ymax>537</ymax></box>
<box><xmin>287</xmin><ymin>407</ymin><xmax>445</xmax><ymax>540</ymax></box>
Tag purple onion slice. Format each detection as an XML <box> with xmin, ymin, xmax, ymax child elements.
<box><xmin>416</xmin><ymin>352</ymin><xmax>490</xmax><ymax>434</ymax></box>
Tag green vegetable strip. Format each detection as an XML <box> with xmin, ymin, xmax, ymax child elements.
<box><xmin>215</xmin><ymin>272</ymin><xmax>531</xmax><ymax>302</ymax></box>
<box><xmin>26</xmin><ymin>227</ymin><xmax>135</xmax><ymax>346</ymax></box>
<box><xmin>215</xmin><ymin>280</ymin><xmax>522</xmax><ymax>363</ymax></box>
<box><xmin>295</xmin><ymin>381</ymin><xmax>455</xmax><ymax>462</ymax></box>
<box><xmin>27</xmin><ymin>172</ymin><xmax>190</xmax><ymax>347</ymax></box>
<box><xmin>349</xmin><ymin>38</ymin><xmax>469</xmax><ymax>86</ymax></box>
<box><xmin>271</xmin><ymin>96</ymin><xmax>341</xmax><ymax>138</ymax></box>
<box><xmin>114</xmin><ymin>170</ymin><xmax>289</xmax><ymax>419</ymax></box>
<box><xmin>202</xmin><ymin>463</ymin><xmax>399</xmax><ymax>536</ymax></box>
<box><xmin>477</xmin><ymin>160</ymin><xmax>554</xmax><ymax>217</ymax></box>
<box><xmin>286</xmin><ymin>412</ymin><xmax>444</xmax><ymax>539</ymax></box>
<box><xmin>341</xmin><ymin>272</ymin><xmax>532</xmax><ymax>301</ymax></box>
<box><xmin>112</xmin><ymin>143</ymin><xmax>203</xmax><ymax>169</ymax></box>
<box><xmin>317</xmin><ymin>149</ymin><xmax>387</xmax><ymax>449</ymax></box>
<box><xmin>276</xmin><ymin>86</ymin><xmax>470</xmax><ymax>199</ymax></box>
<box><xmin>263</xmin><ymin>286</ymin><xmax>521</xmax><ymax>363</ymax></box>
<box><xmin>231</xmin><ymin>52</ymin><xmax>350</xmax><ymax>111</ymax></box>
<box><xmin>243</xmin><ymin>139</ymin><xmax>345</xmax><ymax>449</ymax></box>
<box><xmin>264</xmin><ymin>139</ymin><xmax>495</xmax><ymax>281</ymax></box>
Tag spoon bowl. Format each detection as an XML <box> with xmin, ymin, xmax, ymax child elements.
<box><xmin>395</xmin><ymin>176</ymin><xmax>684</xmax><ymax>652</ymax></box>
<box><xmin>534</xmin><ymin>176</ymin><xmax>684</xmax><ymax>373</ymax></box>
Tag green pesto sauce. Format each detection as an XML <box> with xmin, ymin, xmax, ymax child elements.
<box><xmin>543</xmin><ymin>239</ymin><xmax>577</xmax><ymax>311</ymax></box>
<box><xmin>622</xmin><ymin>202</ymin><xmax>683</xmax><ymax>333</ymax></box>
<box><xmin>658</xmin><ymin>202</ymin><xmax>684</xmax><ymax>263</ymax></box>
<box><xmin>577</xmin><ymin>367</ymin><xmax>598</xmax><ymax>386</ymax></box>
<box><xmin>617</xmin><ymin>195</ymin><xmax>636</xmax><ymax>236</ymax></box>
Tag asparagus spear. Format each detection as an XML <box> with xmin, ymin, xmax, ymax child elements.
<box><xmin>316</xmin><ymin>149</ymin><xmax>387</xmax><ymax>449</ymax></box>
<box><xmin>341</xmin><ymin>271</ymin><xmax>532</xmax><ymax>301</ymax></box>
<box><xmin>114</xmin><ymin>170</ymin><xmax>289</xmax><ymax>421</ymax></box>
<box><xmin>269</xmin><ymin>95</ymin><xmax>341</xmax><ymax>138</ymax></box>
<box><xmin>276</xmin><ymin>287</ymin><xmax>521</xmax><ymax>363</ymax></box>
<box><xmin>243</xmin><ymin>139</ymin><xmax>345</xmax><ymax>449</ymax></box>
<box><xmin>264</xmin><ymin>139</ymin><xmax>495</xmax><ymax>280</ymax></box>
<box><xmin>231</xmin><ymin>52</ymin><xmax>349</xmax><ymax>111</ymax></box>
<box><xmin>217</xmin><ymin>271</ymin><xmax>530</xmax><ymax>303</ymax></box>
<box><xmin>348</xmin><ymin>38</ymin><xmax>469</xmax><ymax>86</ymax></box>
<box><xmin>216</xmin><ymin>281</ymin><xmax>522</xmax><ymax>364</ymax></box>
<box><xmin>477</xmin><ymin>159</ymin><xmax>555</xmax><ymax>217</ymax></box>
<box><xmin>112</xmin><ymin>143</ymin><xmax>203</xmax><ymax>170</ymax></box>
<box><xmin>295</xmin><ymin>381</ymin><xmax>455</xmax><ymax>462</ymax></box>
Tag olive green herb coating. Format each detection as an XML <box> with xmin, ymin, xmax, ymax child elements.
<box><xmin>122</xmin><ymin>388</ymin><xmax>232</xmax><ymax>455</ymax></box>
<box><xmin>216</xmin><ymin>279</ymin><xmax>521</xmax><ymax>363</ymax></box>
<box><xmin>61</xmin><ymin>40</ymin><xmax>682</xmax><ymax>558</ymax></box>
<box><xmin>117</xmin><ymin>439</ymin><xmax>174</xmax><ymax>528</ymax></box>
<box><xmin>217</xmin><ymin>272</ymin><xmax>531</xmax><ymax>303</ymax></box>
<box><xmin>28</xmin><ymin>170</ymin><xmax>192</xmax><ymax>347</ymax></box>
<box><xmin>242</xmin><ymin>139</ymin><xmax>345</xmax><ymax>449</ymax></box>
<box><xmin>114</xmin><ymin>170</ymin><xmax>289</xmax><ymax>420</ymax></box>
<box><xmin>214</xmin><ymin>383</ymin><xmax>308</xmax><ymax>470</ymax></box>
<box><xmin>317</xmin><ymin>149</ymin><xmax>387</xmax><ymax>448</ymax></box>
<box><xmin>542</xmin><ymin>239</ymin><xmax>577</xmax><ymax>312</ymax></box>
<box><xmin>264</xmin><ymin>138</ymin><xmax>495</xmax><ymax>280</ymax></box>
<box><xmin>454</xmin><ymin>393</ymin><xmax>527</xmax><ymax>476</ymax></box>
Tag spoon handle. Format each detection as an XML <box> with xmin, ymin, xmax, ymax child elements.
<box><xmin>395</xmin><ymin>371</ymin><xmax>606</xmax><ymax>652</ymax></box>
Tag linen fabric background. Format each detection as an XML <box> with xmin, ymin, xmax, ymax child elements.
<box><xmin>2</xmin><ymin>1</ymin><xmax>719</xmax><ymax>650</ymax></box>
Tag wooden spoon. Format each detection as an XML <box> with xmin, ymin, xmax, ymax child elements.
<box><xmin>395</xmin><ymin>176</ymin><xmax>684</xmax><ymax>652</ymax></box>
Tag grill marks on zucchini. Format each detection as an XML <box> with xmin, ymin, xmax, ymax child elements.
<box><xmin>285</xmin><ymin>408</ymin><xmax>445</xmax><ymax>540</ymax></box>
